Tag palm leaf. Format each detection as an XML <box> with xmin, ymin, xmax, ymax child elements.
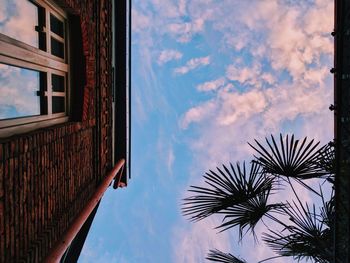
<box><xmin>262</xmin><ymin>200</ymin><xmax>332</xmax><ymax>262</ymax></box>
<box><xmin>319</xmin><ymin>189</ymin><xmax>335</xmax><ymax>230</ymax></box>
<box><xmin>206</xmin><ymin>249</ymin><xmax>246</xmax><ymax>263</ymax></box>
<box><xmin>314</xmin><ymin>142</ymin><xmax>335</xmax><ymax>183</ymax></box>
<box><xmin>249</xmin><ymin>134</ymin><xmax>330</xmax><ymax>179</ymax></box>
<box><xmin>216</xmin><ymin>188</ymin><xmax>284</xmax><ymax>240</ymax></box>
<box><xmin>182</xmin><ymin>162</ymin><xmax>273</xmax><ymax>221</ymax></box>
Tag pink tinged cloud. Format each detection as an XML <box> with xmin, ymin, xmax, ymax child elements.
<box><xmin>158</xmin><ymin>49</ymin><xmax>183</xmax><ymax>65</ymax></box>
<box><xmin>132</xmin><ymin>9</ymin><xmax>151</xmax><ymax>33</ymax></box>
<box><xmin>172</xmin><ymin>218</ymin><xmax>232</xmax><ymax>263</ymax></box>
<box><xmin>180</xmin><ymin>100</ymin><xmax>216</xmax><ymax>129</ymax></box>
<box><xmin>216</xmin><ymin>89</ymin><xmax>267</xmax><ymax>126</ymax></box>
<box><xmin>168</xmin><ymin>18</ymin><xmax>205</xmax><ymax>43</ymax></box>
<box><xmin>196</xmin><ymin>78</ymin><xmax>226</xmax><ymax>92</ymax></box>
<box><xmin>174</xmin><ymin>56</ymin><xmax>210</xmax><ymax>75</ymax></box>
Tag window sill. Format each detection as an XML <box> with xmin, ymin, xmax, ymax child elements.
<box><xmin>0</xmin><ymin>116</ymin><xmax>69</xmax><ymax>138</ymax></box>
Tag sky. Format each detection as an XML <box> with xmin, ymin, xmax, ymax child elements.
<box><xmin>80</xmin><ymin>0</ymin><xmax>334</xmax><ymax>262</ymax></box>
<box><xmin>0</xmin><ymin>0</ymin><xmax>44</xmax><ymax>119</ymax></box>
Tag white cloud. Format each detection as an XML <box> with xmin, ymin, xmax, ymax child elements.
<box><xmin>174</xmin><ymin>56</ymin><xmax>210</xmax><ymax>75</ymax></box>
<box><xmin>158</xmin><ymin>49</ymin><xmax>183</xmax><ymax>65</ymax></box>
<box><xmin>196</xmin><ymin>77</ymin><xmax>226</xmax><ymax>92</ymax></box>
<box><xmin>216</xmin><ymin>88</ymin><xmax>268</xmax><ymax>126</ymax></box>
<box><xmin>180</xmin><ymin>100</ymin><xmax>216</xmax><ymax>129</ymax></box>
<box><xmin>225</xmin><ymin>63</ymin><xmax>277</xmax><ymax>88</ymax></box>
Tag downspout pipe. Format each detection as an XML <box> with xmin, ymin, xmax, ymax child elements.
<box><xmin>44</xmin><ymin>158</ymin><xmax>126</xmax><ymax>263</ymax></box>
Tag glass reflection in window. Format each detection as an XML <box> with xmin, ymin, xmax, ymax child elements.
<box><xmin>0</xmin><ymin>64</ymin><xmax>42</xmax><ymax>119</ymax></box>
<box><xmin>0</xmin><ymin>0</ymin><xmax>39</xmax><ymax>48</ymax></box>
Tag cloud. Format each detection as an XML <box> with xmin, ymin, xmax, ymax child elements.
<box><xmin>80</xmin><ymin>238</ymin><xmax>120</xmax><ymax>263</ymax></box>
<box><xmin>178</xmin><ymin>0</ymin><xmax>187</xmax><ymax>16</ymax></box>
<box><xmin>132</xmin><ymin>9</ymin><xmax>151</xmax><ymax>33</ymax></box>
<box><xmin>158</xmin><ymin>49</ymin><xmax>183</xmax><ymax>65</ymax></box>
<box><xmin>196</xmin><ymin>77</ymin><xmax>226</xmax><ymax>92</ymax></box>
<box><xmin>179</xmin><ymin>0</ymin><xmax>333</xmax><ymax>164</ymax></box>
<box><xmin>216</xmin><ymin>88</ymin><xmax>268</xmax><ymax>126</ymax></box>
<box><xmin>156</xmin><ymin>133</ymin><xmax>176</xmax><ymax>176</ymax></box>
<box><xmin>0</xmin><ymin>0</ymin><xmax>41</xmax><ymax>47</ymax></box>
<box><xmin>172</xmin><ymin>218</ymin><xmax>232</xmax><ymax>263</ymax></box>
<box><xmin>0</xmin><ymin>64</ymin><xmax>41</xmax><ymax>119</ymax></box>
<box><xmin>174</xmin><ymin>56</ymin><xmax>210</xmax><ymax>75</ymax></box>
<box><xmin>167</xmin><ymin>18</ymin><xmax>205</xmax><ymax>43</ymax></box>
<box><xmin>180</xmin><ymin>100</ymin><xmax>216</xmax><ymax>129</ymax></box>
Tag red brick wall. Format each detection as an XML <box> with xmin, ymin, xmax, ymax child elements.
<box><xmin>0</xmin><ymin>0</ymin><xmax>113</xmax><ymax>262</ymax></box>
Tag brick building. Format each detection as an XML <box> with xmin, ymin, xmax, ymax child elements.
<box><xmin>0</xmin><ymin>0</ymin><xmax>130</xmax><ymax>262</ymax></box>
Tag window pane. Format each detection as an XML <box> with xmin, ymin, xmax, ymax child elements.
<box><xmin>52</xmin><ymin>97</ymin><xmax>65</xmax><ymax>113</ymax></box>
<box><xmin>0</xmin><ymin>0</ymin><xmax>39</xmax><ymax>48</ymax></box>
<box><xmin>51</xmin><ymin>37</ymin><xmax>64</xmax><ymax>58</ymax></box>
<box><xmin>0</xmin><ymin>64</ymin><xmax>42</xmax><ymax>120</ymax></box>
<box><xmin>52</xmin><ymin>74</ymin><xmax>65</xmax><ymax>92</ymax></box>
<box><xmin>50</xmin><ymin>14</ymin><xmax>64</xmax><ymax>38</ymax></box>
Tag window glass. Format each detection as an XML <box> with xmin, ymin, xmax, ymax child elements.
<box><xmin>50</xmin><ymin>14</ymin><xmax>64</xmax><ymax>37</ymax></box>
<box><xmin>0</xmin><ymin>64</ymin><xmax>41</xmax><ymax>119</ymax></box>
<box><xmin>51</xmin><ymin>37</ymin><xmax>64</xmax><ymax>58</ymax></box>
<box><xmin>52</xmin><ymin>74</ymin><xmax>65</xmax><ymax>92</ymax></box>
<box><xmin>0</xmin><ymin>0</ymin><xmax>39</xmax><ymax>48</ymax></box>
<box><xmin>52</xmin><ymin>96</ymin><xmax>65</xmax><ymax>113</ymax></box>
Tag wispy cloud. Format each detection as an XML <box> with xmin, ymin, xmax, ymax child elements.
<box><xmin>174</xmin><ymin>56</ymin><xmax>210</xmax><ymax>75</ymax></box>
<box><xmin>158</xmin><ymin>49</ymin><xmax>183</xmax><ymax>65</ymax></box>
<box><xmin>156</xmin><ymin>132</ymin><xmax>176</xmax><ymax>176</ymax></box>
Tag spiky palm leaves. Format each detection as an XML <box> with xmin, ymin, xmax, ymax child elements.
<box><xmin>249</xmin><ymin>134</ymin><xmax>331</xmax><ymax>179</ymax></box>
<box><xmin>217</xmin><ymin>188</ymin><xmax>283</xmax><ymax>240</ymax></box>
<box><xmin>206</xmin><ymin>249</ymin><xmax>246</xmax><ymax>263</ymax></box>
<box><xmin>182</xmin><ymin>162</ymin><xmax>274</xmax><ymax>230</ymax></box>
<box><xmin>182</xmin><ymin>134</ymin><xmax>334</xmax><ymax>263</ymax></box>
<box><xmin>263</xmin><ymin>200</ymin><xmax>333</xmax><ymax>262</ymax></box>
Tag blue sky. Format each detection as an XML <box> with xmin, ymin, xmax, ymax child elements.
<box><xmin>80</xmin><ymin>0</ymin><xmax>334</xmax><ymax>262</ymax></box>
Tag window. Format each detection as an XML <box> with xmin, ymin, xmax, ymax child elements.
<box><xmin>0</xmin><ymin>0</ymin><xmax>69</xmax><ymax>136</ymax></box>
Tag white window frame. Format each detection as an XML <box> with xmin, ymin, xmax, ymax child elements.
<box><xmin>0</xmin><ymin>0</ymin><xmax>70</xmax><ymax>137</ymax></box>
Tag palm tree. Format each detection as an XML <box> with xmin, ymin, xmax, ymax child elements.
<box><xmin>182</xmin><ymin>134</ymin><xmax>335</xmax><ymax>262</ymax></box>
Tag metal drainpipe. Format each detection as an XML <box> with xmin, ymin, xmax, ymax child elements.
<box><xmin>43</xmin><ymin>158</ymin><xmax>126</xmax><ymax>263</ymax></box>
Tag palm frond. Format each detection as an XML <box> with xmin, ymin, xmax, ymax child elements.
<box><xmin>262</xmin><ymin>200</ymin><xmax>332</xmax><ymax>262</ymax></box>
<box><xmin>216</xmin><ymin>188</ymin><xmax>284</xmax><ymax>240</ymax></box>
<box><xmin>249</xmin><ymin>134</ymin><xmax>330</xmax><ymax>179</ymax></box>
<box><xmin>206</xmin><ymin>249</ymin><xmax>246</xmax><ymax>263</ymax></box>
<box><xmin>182</xmin><ymin>162</ymin><xmax>273</xmax><ymax>221</ymax></box>
<box><xmin>314</xmin><ymin>142</ymin><xmax>335</xmax><ymax>183</ymax></box>
<box><xmin>319</xmin><ymin>190</ymin><xmax>335</xmax><ymax>229</ymax></box>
